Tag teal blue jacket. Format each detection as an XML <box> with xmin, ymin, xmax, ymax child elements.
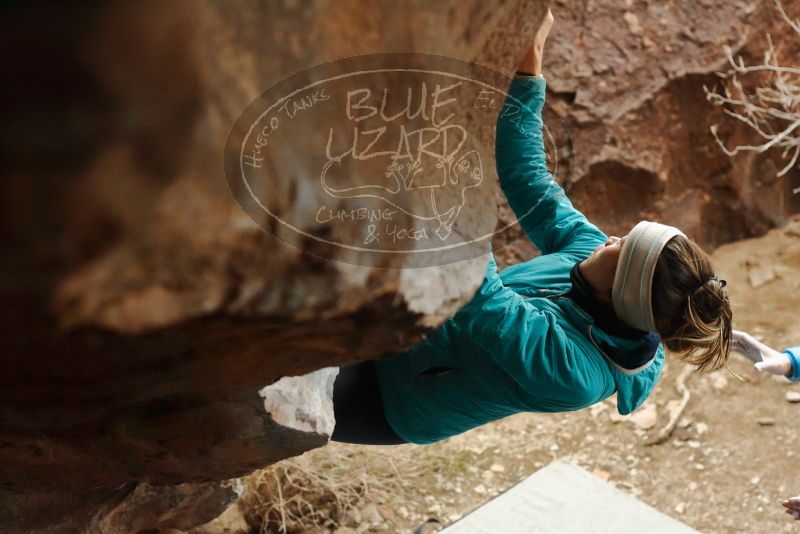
<box><xmin>786</xmin><ymin>347</ymin><xmax>800</xmax><ymax>381</ymax></box>
<box><xmin>375</xmin><ymin>75</ymin><xmax>665</xmax><ymax>445</ymax></box>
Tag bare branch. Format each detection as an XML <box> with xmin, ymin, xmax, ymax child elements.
<box><xmin>705</xmin><ymin>0</ymin><xmax>800</xmax><ymax>180</ymax></box>
<box><xmin>775</xmin><ymin>0</ymin><xmax>800</xmax><ymax>34</ymax></box>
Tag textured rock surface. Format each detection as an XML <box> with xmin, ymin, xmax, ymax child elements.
<box><xmin>0</xmin><ymin>0</ymin><xmax>549</xmax><ymax>532</ymax></box>
<box><xmin>563</xmin><ymin>0</ymin><xmax>800</xmax><ymax>235</ymax></box>
<box><xmin>494</xmin><ymin>0</ymin><xmax>800</xmax><ymax>267</ymax></box>
<box><xmin>0</xmin><ymin>481</ymin><xmax>240</xmax><ymax>534</ymax></box>
<box><xmin>259</xmin><ymin>368</ymin><xmax>339</xmax><ymax>437</ymax></box>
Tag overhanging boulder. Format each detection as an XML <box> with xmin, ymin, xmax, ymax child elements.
<box><xmin>0</xmin><ymin>0</ymin><xmax>550</xmax><ymax>531</ymax></box>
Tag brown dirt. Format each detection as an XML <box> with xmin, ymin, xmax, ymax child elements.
<box><xmin>246</xmin><ymin>215</ymin><xmax>800</xmax><ymax>534</ymax></box>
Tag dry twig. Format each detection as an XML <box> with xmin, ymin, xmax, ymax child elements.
<box><xmin>705</xmin><ymin>0</ymin><xmax>800</xmax><ymax>186</ymax></box>
<box><xmin>240</xmin><ymin>443</ymin><xmax>436</xmax><ymax>533</ymax></box>
<box><xmin>646</xmin><ymin>364</ymin><xmax>694</xmax><ymax>446</ymax></box>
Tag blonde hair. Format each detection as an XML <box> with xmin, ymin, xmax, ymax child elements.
<box><xmin>651</xmin><ymin>236</ymin><xmax>732</xmax><ymax>372</ymax></box>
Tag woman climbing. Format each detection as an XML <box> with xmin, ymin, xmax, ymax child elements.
<box><xmin>331</xmin><ymin>9</ymin><xmax>733</xmax><ymax>445</ymax></box>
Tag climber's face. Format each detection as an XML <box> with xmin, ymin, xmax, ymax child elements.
<box><xmin>578</xmin><ymin>235</ymin><xmax>627</xmax><ymax>303</ymax></box>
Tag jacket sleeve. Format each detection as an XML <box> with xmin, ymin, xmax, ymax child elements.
<box><xmin>453</xmin><ymin>251</ymin><xmax>608</xmax><ymax>408</ymax></box>
<box><xmin>496</xmin><ymin>75</ymin><xmax>606</xmax><ymax>260</ymax></box>
<box><xmin>785</xmin><ymin>346</ymin><xmax>800</xmax><ymax>382</ymax></box>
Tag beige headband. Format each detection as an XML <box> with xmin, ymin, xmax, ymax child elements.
<box><xmin>612</xmin><ymin>221</ymin><xmax>686</xmax><ymax>332</ymax></box>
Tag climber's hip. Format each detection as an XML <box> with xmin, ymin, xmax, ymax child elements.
<box><xmin>330</xmin><ymin>359</ymin><xmax>408</xmax><ymax>445</ymax></box>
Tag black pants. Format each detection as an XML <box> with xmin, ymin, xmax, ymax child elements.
<box><xmin>330</xmin><ymin>359</ymin><xmax>407</xmax><ymax>445</ymax></box>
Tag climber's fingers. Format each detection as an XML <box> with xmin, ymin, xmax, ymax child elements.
<box><xmin>754</xmin><ymin>353</ymin><xmax>792</xmax><ymax>376</ymax></box>
<box><xmin>534</xmin><ymin>9</ymin><xmax>554</xmax><ymax>48</ymax></box>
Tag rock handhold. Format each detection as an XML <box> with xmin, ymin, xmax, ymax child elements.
<box><xmin>259</xmin><ymin>367</ymin><xmax>339</xmax><ymax>437</ymax></box>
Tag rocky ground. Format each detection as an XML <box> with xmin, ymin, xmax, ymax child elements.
<box><xmin>239</xmin><ymin>214</ymin><xmax>800</xmax><ymax>534</ymax></box>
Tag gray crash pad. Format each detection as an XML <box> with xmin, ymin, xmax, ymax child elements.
<box><xmin>441</xmin><ymin>460</ymin><xmax>699</xmax><ymax>534</ymax></box>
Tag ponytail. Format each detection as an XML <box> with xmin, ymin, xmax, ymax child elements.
<box><xmin>651</xmin><ymin>237</ymin><xmax>732</xmax><ymax>372</ymax></box>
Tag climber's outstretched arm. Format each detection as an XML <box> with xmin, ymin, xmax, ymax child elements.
<box><xmin>495</xmin><ymin>9</ymin><xmax>606</xmax><ymax>261</ymax></box>
<box><xmin>732</xmin><ymin>330</ymin><xmax>800</xmax><ymax>381</ymax></box>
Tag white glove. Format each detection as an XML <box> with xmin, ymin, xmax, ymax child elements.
<box><xmin>754</xmin><ymin>353</ymin><xmax>793</xmax><ymax>376</ymax></box>
<box><xmin>731</xmin><ymin>330</ymin><xmax>792</xmax><ymax>376</ymax></box>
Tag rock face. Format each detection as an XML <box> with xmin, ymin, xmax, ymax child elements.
<box><xmin>0</xmin><ymin>481</ymin><xmax>241</xmax><ymax>534</ymax></box>
<box><xmin>0</xmin><ymin>0</ymin><xmax>550</xmax><ymax>531</ymax></box>
<box><xmin>259</xmin><ymin>368</ymin><xmax>339</xmax><ymax>438</ymax></box>
<box><xmin>495</xmin><ymin>0</ymin><xmax>800</xmax><ymax>266</ymax></box>
<box><xmin>557</xmin><ymin>0</ymin><xmax>800</xmax><ymax>238</ymax></box>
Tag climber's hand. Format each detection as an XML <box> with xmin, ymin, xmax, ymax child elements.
<box><xmin>754</xmin><ymin>352</ymin><xmax>792</xmax><ymax>376</ymax></box>
<box><xmin>732</xmin><ymin>330</ymin><xmax>792</xmax><ymax>376</ymax></box>
<box><xmin>731</xmin><ymin>330</ymin><xmax>765</xmax><ymax>363</ymax></box>
<box><xmin>517</xmin><ymin>9</ymin><xmax>554</xmax><ymax>76</ymax></box>
<box><xmin>783</xmin><ymin>496</ymin><xmax>800</xmax><ymax>520</ymax></box>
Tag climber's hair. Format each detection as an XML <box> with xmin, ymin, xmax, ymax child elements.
<box><xmin>651</xmin><ymin>235</ymin><xmax>732</xmax><ymax>373</ymax></box>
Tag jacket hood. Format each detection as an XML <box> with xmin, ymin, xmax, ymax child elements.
<box><xmin>590</xmin><ymin>326</ymin><xmax>664</xmax><ymax>414</ymax></box>
<box><xmin>565</xmin><ymin>262</ymin><xmax>664</xmax><ymax>414</ymax></box>
<box><xmin>567</xmin><ymin>263</ymin><xmax>661</xmax><ymax>369</ymax></box>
